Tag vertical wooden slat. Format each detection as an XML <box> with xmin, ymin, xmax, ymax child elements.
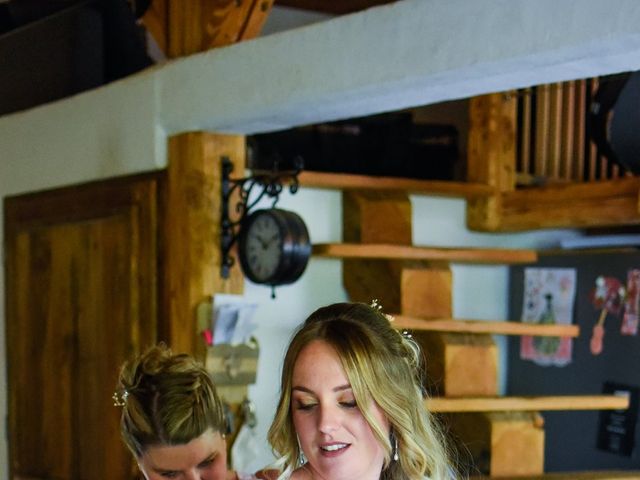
<box><xmin>560</xmin><ymin>81</ymin><xmax>575</xmax><ymax>181</ymax></box>
<box><xmin>587</xmin><ymin>78</ymin><xmax>599</xmax><ymax>181</ymax></box>
<box><xmin>573</xmin><ymin>79</ymin><xmax>587</xmax><ymax>181</ymax></box>
<box><xmin>548</xmin><ymin>83</ymin><xmax>563</xmax><ymax>179</ymax></box>
<box><xmin>164</xmin><ymin>132</ymin><xmax>245</xmax><ymax>358</ymax></box>
<box><xmin>535</xmin><ymin>85</ymin><xmax>550</xmax><ymax>176</ymax></box>
<box><xmin>519</xmin><ymin>88</ymin><xmax>532</xmax><ymax>175</ymax></box>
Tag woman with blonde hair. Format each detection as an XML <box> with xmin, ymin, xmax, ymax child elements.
<box><xmin>268</xmin><ymin>302</ymin><xmax>453</xmax><ymax>480</ymax></box>
<box><xmin>116</xmin><ymin>344</ymin><xmax>265</xmax><ymax>480</ymax></box>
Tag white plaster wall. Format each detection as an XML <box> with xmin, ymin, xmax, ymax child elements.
<box><xmin>3</xmin><ymin>0</ymin><xmax>639</xmax><ymax>474</ymax></box>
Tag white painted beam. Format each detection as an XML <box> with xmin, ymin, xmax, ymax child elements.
<box><xmin>160</xmin><ymin>0</ymin><xmax>640</xmax><ymax>134</ymax></box>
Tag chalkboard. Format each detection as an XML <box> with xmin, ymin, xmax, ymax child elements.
<box><xmin>508</xmin><ymin>250</ymin><xmax>640</xmax><ymax>471</ymax></box>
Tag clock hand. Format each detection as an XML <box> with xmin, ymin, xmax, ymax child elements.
<box><xmin>266</xmin><ymin>233</ymin><xmax>280</xmax><ymax>246</ymax></box>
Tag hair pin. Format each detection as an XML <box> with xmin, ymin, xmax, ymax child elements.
<box><xmin>370</xmin><ymin>299</ymin><xmax>396</xmax><ymax>323</ymax></box>
<box><xmin>112</xmin><ymin>389</ymin><xmax>129</xmax><ymax>407</ymax></box>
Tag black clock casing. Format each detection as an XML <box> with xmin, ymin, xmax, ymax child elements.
<box><xmin>238</xmin><ymin>208</ymin><xmax>311</xmax><ymax>286</ymax></box>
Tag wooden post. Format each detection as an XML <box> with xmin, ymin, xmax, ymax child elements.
<box><xmin>448</xmin><ymin>411</ymin><xmax>545</xmax><ymax>477</ymax></box>
<box><xmin>466</xmin><ymin>92</ymin><xmax>517</xmax><ymax>231</ymax></box>
<box><xmin>163</xmin><ymin>132</ymin><xmax>245</xmax><ymax>358</ymax></box>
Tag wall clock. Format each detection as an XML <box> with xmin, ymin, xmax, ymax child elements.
<box><xmin>237</xmin><ymin>208</ymin><xmax>311</xmax><ymax>286</ymax></box>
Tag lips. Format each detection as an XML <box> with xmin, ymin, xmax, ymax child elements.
<box><xmin>319</xmin><ymin>442</ymin><xmax>350</xmax><ymax>457</ymax></box>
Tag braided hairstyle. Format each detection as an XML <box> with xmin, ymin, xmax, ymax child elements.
<box><xmin>268</xmin><ymin>302</ymin><xmax>452</xmax><ymax>480</ymax></box>
<box><xmin>116</xmin><ymin>343</ymin><xmax>225</xmax><ymax>457</ymax></box>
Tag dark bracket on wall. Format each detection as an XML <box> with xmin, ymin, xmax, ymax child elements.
<box><xmin>220</xmin><ymin>155</ymin><xmax>303</xmax><ymax>278</ymax></box>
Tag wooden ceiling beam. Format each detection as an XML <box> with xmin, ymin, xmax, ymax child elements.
<box><xmin>276</xmin><ymin>0</ymin><xmax>395</xmax><ymax>15</ymax></box>
<box><xmin>142</xmin><ymin>0</ymin><xmax>275</xmax><ymax>58</ymax></box>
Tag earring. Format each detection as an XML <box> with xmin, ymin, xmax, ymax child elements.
<box><xmin>297</xmin><ymin>436</ymin><xmax>307</xmax><ymax>465</ymax></box>
<box><xmin>391</xmin><ymin>432</ymin><xmax>399</xmax><ymax>461</ymax></box>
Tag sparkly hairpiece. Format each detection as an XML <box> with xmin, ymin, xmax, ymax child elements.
<box><xmin>370</xmin><ymin>299</ymin><xmax>412</xmax><ymax>339</ymax></box>
<box><xmin>112</xmin><ymin>389</ymin><xmax>129</xmax><ymax>407</ymax></box>
<box><xmin>370</xmin><ymin>298</ymin><xmax>395</xmax><ymax>322</ymax></box>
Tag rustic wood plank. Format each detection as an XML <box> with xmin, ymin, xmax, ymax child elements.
<box><xmin>312</xmin><ymin>243</ymin><xmax>537</xmax><ymax>264</ymax></box>
<box><xmin>400</xmin><ymin>267</ymin><xmax>452</xmax><ymax>318</ymax></box>
<box><xmin>164</xmin><ymin>132</ymin><xmax>244</xmax><ymax>358</ymax></box>
<box><xmin>467</xmin><ymin>92</ymin><xmax>517</xmax><ymax>231</ymax></box>
<box><xmin>343</xmin><ymin>259</ymin><xmax>404</xmax><ymax>314</ymax></box>
<box><xmin>392</xmin><ymin>315</ymin><xmax>580</xmax><ymax>337</ymax></box>
<box><xmin>494</xmin><ymin>177</ymin><xmax>640</xmax><ymax>230</ymax></box>
<box><xmin>167</xmin><ymin>0</ymin><xmax>274</xmax><ymax>57</ymax></box>
<box><xmin>417</xmin><ymin>332</ymin><xmax>498</xmax><ymax>397</ymax></box>
<box><xmin>142</xmin><ymin>0</ymin><xmax>168</xmax><ymax>53</ymax></box>
<box><xmin>468</xmin><ymin>93</ymin><xmax>518</xmax><ymax>189</ymax></box>
<box><xmin>489</xmin><ymin>411</ymin><xmax>545</xmax><ymax>477</ymax></box>
<box><xmin>447</xmin><ymin>412</ymin><xmax>544</xmax><ymax>477</ymax></box>
<box><xmin>343</xmin><ymin>191</ymin><xmax>412</xmax><ymax>244</ymax></box>
<box><xmin>294</xmin><ymin>171</ymin><xmax>495</xmax><ymax>198</ymax></box>
<box><xmin>427</xmin><ymin>395</ymin><xmax>630</xmax><ymax>413</ymax></box>
<box><xmin>276</xmin><ymin>0</ymin><xmax>395</xmax><ymax>14</ymax></box>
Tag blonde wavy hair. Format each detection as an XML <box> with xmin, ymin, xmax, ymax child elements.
<box><xmin>116</xmin><ymin>343</ymin><xmax>225</xmax><ymax>457</ymax></box>
<box><xmin>268</xmin><ymin>302</ymin><xmax>452</xmax><ymax>480</ymax></box>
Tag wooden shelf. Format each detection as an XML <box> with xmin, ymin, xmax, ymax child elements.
<box><xmin>426</xmin><ymin>395</ymin><xmax>629</xmax><ymax>413</ymax></box>
<box><xmin>312</xmin><ymin>243</ymin><xmax>537</xmax><ymax>264</ymax></box>
<box><xmin>393</xmin><ymin>315</ymin><xmax>579</xmax><ymax>337</ymax></box>
<box><xmin>296</xmin><ymin>170</ymin><xmax>496</xmax><ymax>198</ymax></box>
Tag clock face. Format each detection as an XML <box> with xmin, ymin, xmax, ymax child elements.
<box><xmin>243</xmin><ymin>212</ymin><xmax>283</xmax><ymax>282</ymax></box>
<box><xmin>238</xmin><ymin>209</ymin><xmax>311</xmax><ymax>286</ymax></box>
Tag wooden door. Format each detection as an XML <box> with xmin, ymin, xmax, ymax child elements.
<box><xmin>5</xmin><ymin>173</ymin><xmax>160</xmax><ymax>480</ymax></box>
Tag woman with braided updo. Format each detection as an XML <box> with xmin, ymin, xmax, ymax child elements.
<box><xmin>267</xmin><ymin>302</ymin><xmax>453</xmax><ymax>480</ymax></box>
<box><xmin>116</xmin><ymin>344</ymin><xmax>263</xmax><ymax>480</ymax></box>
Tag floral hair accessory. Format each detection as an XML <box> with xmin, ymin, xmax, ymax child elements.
<box><xmin>370</xmin><ymin>299</ymin><xmax>396</xmax><ymax>323</ymax></box>
<box><xmin>112</xmin><ymin>389</ymin><xmax>129</xmax><ymax>407</ymax></box>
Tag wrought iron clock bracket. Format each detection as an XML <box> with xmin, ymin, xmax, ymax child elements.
<box><xmin>220</xmin><ymin>155</ymin><xmax>303</xmax><ymax>279</ymax></box>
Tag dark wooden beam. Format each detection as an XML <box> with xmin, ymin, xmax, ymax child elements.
<box><xmin>276</xmin><ymin>0</ymin><xmax>396</xmax><ymax>15</ymax></box>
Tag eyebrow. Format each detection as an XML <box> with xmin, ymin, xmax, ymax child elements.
<box><xmin>292</xmin><ymin>384</ymin><xmax>352</xmax><ymax>394</ymax></box>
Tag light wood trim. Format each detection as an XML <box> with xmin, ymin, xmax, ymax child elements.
<box><xmin>426</xmin><ymin>395</ymin><xmax>629</xmax><ymax>413</ymax></box>
<box><xmin>392</xmin><ymin>315</ymin><xmax>579</xmax><ymax>337</ymax></box>
<box><xmin>312</xmin><ymin>243</ymin><xmax>537</xmax><ymax>264</ymax></box>
<box><xmin>294</xmin><ymin>171</ymin><xmax>495</xmax><ymax>198</ymax></box>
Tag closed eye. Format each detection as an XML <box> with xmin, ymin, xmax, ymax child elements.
<box><xmin>340</xmin><ymin>400</ymin><xmax>357</xmax><ymax>409</ymax></box>
<box><xmin>198</xmin><ymin>456</ymin><xmax>215</xmax><ymax>468</ymax></box>
<box><xmin>158</xmin><ymin>471</ymin><xmax>179</xmax><ymax>479</ymax></box>
<box><xmin>296</xmin><ymin>401</ymin><xmax>317</xmax><ymax>411</ymax></box>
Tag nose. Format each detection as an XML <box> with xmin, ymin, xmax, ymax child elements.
<box><xmin>184</xmin><ymin>471</ymin><xmax>201</xmax><ymax>480</ymax></box>
<box><xmin>318</xmin><ymin>403</ymin><xmax>341</xmax><ymax>434</ymax></box>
